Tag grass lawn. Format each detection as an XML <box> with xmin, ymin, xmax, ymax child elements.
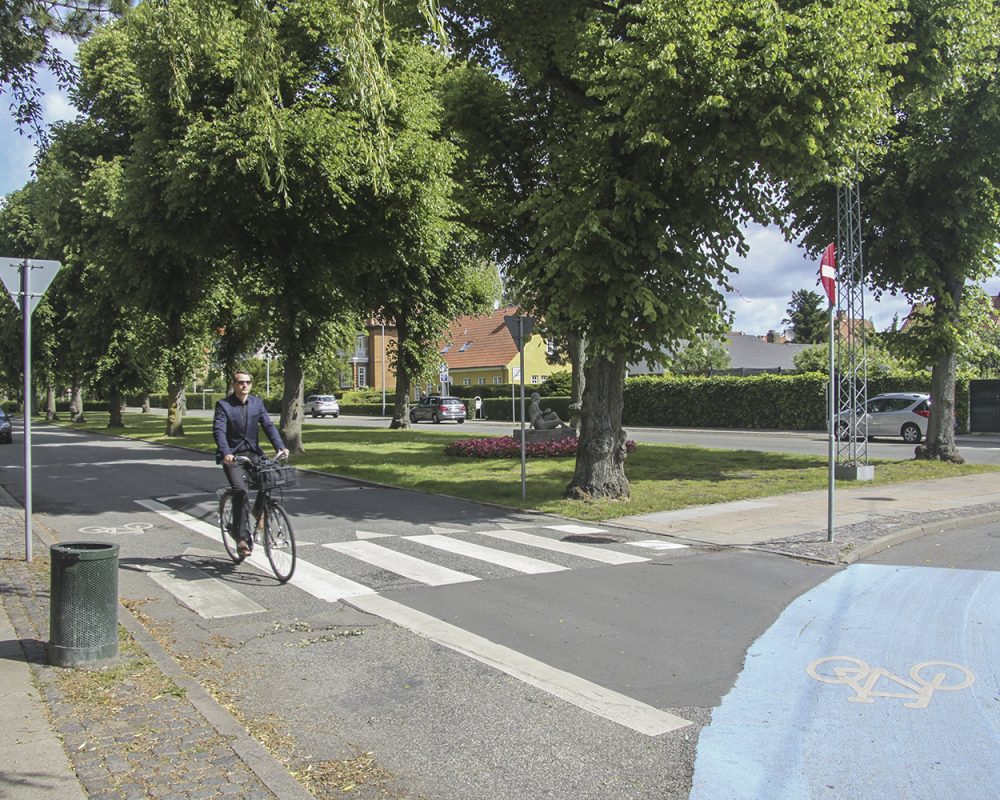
<box><xmin>46</xmin><ymin>412</ymin><xmax>999</xmax><ymax>522</ymax></box>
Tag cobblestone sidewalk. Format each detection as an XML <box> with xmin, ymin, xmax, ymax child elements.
<box><xmin>0</xmin><ymin>505</ymin><xmax>298</xmax><ymax>800</ymax></box>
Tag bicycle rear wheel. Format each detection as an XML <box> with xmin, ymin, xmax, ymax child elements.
<box><xmin>263</xmin><ymin>502</ymin><xmax>296</xmax><ymax>582</ymax></box>
<box><xmin>218</xmin><ymin>491</ymin><xmax>241</xmax><ymax>563</ymax></box>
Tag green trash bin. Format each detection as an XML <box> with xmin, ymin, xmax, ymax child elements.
<box><xmin>48</xmin><ymin>542</ymin><xmax>119</xmax><ymax>668</ymax></box>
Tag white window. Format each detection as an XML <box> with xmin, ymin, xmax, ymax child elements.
<box><xmin>546</xmin><ymin>337</ymin><xmax>558</xmax><ymax>355</ymax></box>
<box><xmin>530</xmin><ymin>375</ymin><xmax>540</xmax><ymax>384</ymax></box>
<box><xmin>477</xmin><ymin>377</ymin><xmax>486</xmax><ymax>385</ymax></box>
<box><xmin>493</xmin><ymin>376</ymin><xmax>502</xmax><ymax>385</ymax></box>
<box><xmin>463</xmin><ymin>378</ymin><xmax>471</xmax><ymax>386</ymax></box>
<box><xmin>357</xmin><ymin>366</ymin><xmax>367</xmax><ymax>387</ymax></box>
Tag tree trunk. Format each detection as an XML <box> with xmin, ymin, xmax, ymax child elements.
<box><xmin>567</xmin><ymin>332</ymin><xmax>587</xmax><ymax>432</ymax></box>
<box><xmin>141</xmin><ymin>394</ymin><xmax>151</xmax><ymax>413</ymax></box>
<box><xmin>915</xmin><ymin>284</ymin><xmax>963</xmax><ymax>463</ymax></box>
<box><xmin>165</xmin><ymin>383</ymin><xmax>186</xmax><ymax>436</ymax></box>
<box><xmin>280</xmin><ymin>357</ymin><xmax>305</xmax><ymax>453</ymax></box>
<box><xmin>389</xmin><ymin>314</ymin><xmax>412</xmax><ymax>429</ymax></box>
<box><xmin>108</xmin><ymin>386</ymin><xmax>124</xmax><ymax>428</ymax></box>
<box><xmin>45</xmin><ymin>386</ymin><xmax>58</xmax><ymax>421</ymax></box>
<box><xmin>389</xmin><ymin>349</ymin><xmax>412</xmax><ymax>429</ymax></box>
<box><xmin>566</xmin><ymin>352</ymin><xmax>630</xmax><ymax>500</ymax></box>
<box><xmin>70</xmin><ymin>384</ymin><xmax>86</xmax><ymax>423</ymax></box>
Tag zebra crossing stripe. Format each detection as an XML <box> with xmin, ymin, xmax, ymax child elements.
<box><xmin>324</xmin><ymin>540</ymin><xmax>479</xmax><ymax>586</ymax></box>
<box><xmin>409</xmin><ymin>534</ymin><xmax>567</xmax><ymax>574</ymax></box>
<box><xmin>136</xmin><ymin>499</ymin><xmax>375</xmax><ymax>600</ymax></box>
<box><xmin>473</xmin><ymin>529</ymin><xmax>649</xmax><ymax>565</ymax></box>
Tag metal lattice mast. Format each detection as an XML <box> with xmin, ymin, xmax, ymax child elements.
<box><xmin>836</xmin><ymin>182</ymin><xmax>869</xmax><ymax>468</ymax></box>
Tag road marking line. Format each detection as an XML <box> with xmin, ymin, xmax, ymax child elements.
<box><xmin>139</xmin><ymin>556</ymin><xmax>266</xmax><ymax>619</ymax></box>
<box><xmin>136</xmin><ymin>499</ymin><xmax>375</xmax><ymax>600</ymax></box>
<box><xmin>348</xmin><ymin>593</ymin><xmax>691</xmax><ymax>737</ymax></box>
<box><xmin>629</xmin><ymin>540</ymin><xmax>690</xmax><ymax>551</ymax></box>
<box><xmin>357</xmin><ymin>530</ymin><xmax>396</xmax><ymax>539</ymax></box>
<box><xmin>544</xmin><ymin>524</ymin><xmax>609</xmax><ymax>535</ymax></box>
<box><xmin>409</xmin><ymin>534</ymin><xmax>568</xmax><ymax>574</ymax></box>
<box><xmin>324</xmin><ymin>540</ymin><xmax>479</xmax><ymax>586</ymax></box>
<box><xmin>473</xmin><ymin>529</ymin><xmax>649</xmax><ymax>565</ymax></box>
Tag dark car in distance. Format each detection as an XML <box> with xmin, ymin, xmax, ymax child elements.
<box><xmin>410</xmin><ymin>396</ymin><xmax>467</xmax><ymax>424</ymax></box>
<box><xmin>0</xmin><ymin>408</ymin><xmax>12</xmax><ymax>444</ymax></box>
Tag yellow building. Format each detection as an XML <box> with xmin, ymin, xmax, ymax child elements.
<box><xmin>436</xmin><ymin>306</ymin><xmax>566</xmax><ymax>392</ymax></box>
<box><xmin>346</xmin><ymin>308</ymin><xmax>567</xmax><ymax>395</ymax></box>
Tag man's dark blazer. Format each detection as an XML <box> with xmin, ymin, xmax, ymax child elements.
<box><xmin>213</xmin><ymin>394</ymin><xmax>285</xmax><ymax>464</ymax></box>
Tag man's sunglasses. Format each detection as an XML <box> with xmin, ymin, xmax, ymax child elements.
<box><xmin>235</xmin><ymin>379</ymin><xmax>253</xmax><ymax>385</ymax></box>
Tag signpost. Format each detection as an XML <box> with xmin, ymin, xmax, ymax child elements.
<box><xmin>820</xmin><ymin>243</ymin><xmax>837</xmax><ymax>542</ymax></box>
<box><xmin>503</xmin><ymin>315</ymin><xmax>534</xmax><ymax>499</ymax></box>
<box><xmin>1</xmin><ymin>258</ymin><xmax>62</xmax><ymax>562</ymax></box>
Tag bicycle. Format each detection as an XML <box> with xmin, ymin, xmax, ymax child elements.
<box><xmin>217</xmin><ymin>454</ymin><xmax>297</xmax><ymax>582</ymax></box>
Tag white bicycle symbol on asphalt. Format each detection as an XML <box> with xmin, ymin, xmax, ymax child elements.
<box><xmin>807</xmin><ymin>656</ymin><xmax>975</xmax><ymax>709</ymax></box>
<box><xmin>78</xmin><ymin>522</ymin><xmax>155</xmax><ymax>535</ymax></box>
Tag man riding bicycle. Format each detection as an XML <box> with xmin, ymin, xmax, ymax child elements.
<box><xmin>213</xmin><ymin>370</ymin><xmax>289</xmax><ymax>556</ymax></box>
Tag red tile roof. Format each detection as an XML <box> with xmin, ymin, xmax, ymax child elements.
<box><xmin>441</xmin><ymin>306</ymin><xmax>522</xmax><ymax>370</ymax></box>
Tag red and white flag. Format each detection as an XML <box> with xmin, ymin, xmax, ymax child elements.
<box><xmin>820</xmin><ymin>242</ymin><xmax>836</xmax><ymax>306</ymax></box>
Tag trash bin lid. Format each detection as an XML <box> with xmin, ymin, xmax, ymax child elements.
<box><xmin>50</xmin><ymin>542</ymin><xmax>120</xmax><ymax>560</ymax></box>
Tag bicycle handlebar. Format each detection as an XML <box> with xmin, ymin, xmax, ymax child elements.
<box><xmin>232</xmin><ymin>452</ymin><xmax>288</xmax><ymax>467</ymax></box>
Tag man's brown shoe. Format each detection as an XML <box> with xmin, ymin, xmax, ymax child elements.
<box><xmin>237</xmin><ymin>539</ymin><xmax>251</xmax><ymax>557</ymax></box>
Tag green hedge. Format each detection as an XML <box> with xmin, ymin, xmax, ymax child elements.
<box><xmin>622</xmin><ymin>372</ymin><xmax>969</xmax><ymax>432</ymax></box>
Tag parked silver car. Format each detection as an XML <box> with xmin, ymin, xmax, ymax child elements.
<box><xmin>835</xmin><ymin>392</ymin><xmax>931</xmax><ymax>444</ymax></box>
<box><xmin>303</xmin><ymin>394</ymin><xmax>340</xmax><ymax>418</ymax></box>
<box><xmin>409</xmin><ymin>396</ymin><xmax>466</xmax><ymax>424</ymax></box>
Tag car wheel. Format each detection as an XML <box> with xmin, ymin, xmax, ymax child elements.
<box><xmin>457</xmin><ymin>419</ymin><xmax>464</xmax><ymax>424</ymax></box>
<box><xmin>901</xmin><ymin>423</ymin><xmax>922</xmax><ymax>444</ymax></box>
<box><xmin>432</xmin><ymin>413</ymin><xmax>440</xmax><ymax>424</ymax></box>
<box><xmin>311</xmin><ymin>410</ymin><xmax>319</xmax><ymax>418</ymax></box>
<box><xmin>332</xmin><ymin>412</ymin><xmax>339</xmax><ymax>418</ymax></box>
<box><xmin>409</xmin><ymin>412</ymin><xmax>417</xmax><ymax>423</ymax></box>
<box><xmin>836</xmin><ymin>422</ymin><xmax>850</xmax><ymax>441</ymax></box>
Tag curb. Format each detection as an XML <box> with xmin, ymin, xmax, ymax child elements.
<box><xmin>840</xmin><ymin>507</ymin><xmax>1000</xmax><ymax>564</ymax></box>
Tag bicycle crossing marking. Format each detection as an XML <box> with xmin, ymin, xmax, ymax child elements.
<box><xmin>323</xmin><ymin>540</ymin><xmax>480</xmax><ymax>586</ymax></box>
<box><xmin>409</xmin><ymin>534</ymin><xmax>568</xmax><ymax>574</ymax></box>
<box><xmin>472</xmin><ymin>529</ymin><xmax>650</xmax><ymax>565</ymax></box>
<box><xmin>140</xmin><ymin>552</ymin><xmax>266</xmax><ymax>619</ymax></box>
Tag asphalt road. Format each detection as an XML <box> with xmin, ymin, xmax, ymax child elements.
<box><xmin>289</xmin><ymin>411</ymin><xmax>1000</xmax><ymax>466</ymax></box>
<box><xmin>2</xmin><ymin>419</ymin><xmax>996</xmax><ymax>799</ymax></box>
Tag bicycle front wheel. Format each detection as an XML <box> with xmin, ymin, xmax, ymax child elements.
<box><xmin>218</xmin><ymin>491</ymin><xmax>241</xmax><ymax>563</ymax></box>
<box><xmin>263</xmin><ymin>502</ymin><xmax>296</xmax><ymax>582</ymax></box>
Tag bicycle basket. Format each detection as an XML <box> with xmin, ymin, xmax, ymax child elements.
<box><xmin>247</xmin><ymin>464</ymin><xmax>298</xmax><ymax>490</ymax></box>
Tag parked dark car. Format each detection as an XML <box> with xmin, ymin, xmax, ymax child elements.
<box><xmin>410</xmin><ymin>396</ymin><xmax>467</xmax><ymax>424</ymax></box>
<box><xmin>0</xmin><ymin>408</ymin><xmax>12</xmax><ymax>444</ymax></box>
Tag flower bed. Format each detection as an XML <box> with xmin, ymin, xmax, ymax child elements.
<box><xmin>444</xmin><ymin>436</ymin><xmax>636</xmax><ymax>459</ymax></box>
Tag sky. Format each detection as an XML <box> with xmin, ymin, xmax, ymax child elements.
<box><xmin>3</xmin><ymin>62</ymin><xmax>997</xmax><ymax>337</ymax></box>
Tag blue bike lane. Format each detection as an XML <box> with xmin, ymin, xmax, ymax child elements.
<box><xmin>689</xmin><ymin>563</ymin><xmax>1000</xmax><ymax>800</ymax></box>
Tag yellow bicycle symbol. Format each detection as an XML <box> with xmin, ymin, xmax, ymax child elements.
<box><xmin>807</xmin><ymin>656</ymin><xmax>975</xmax><ymax>709</ymax></box>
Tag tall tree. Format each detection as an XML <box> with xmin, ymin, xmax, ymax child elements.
<box><xmin>783</xmin><ymin>289</ymin><xmax>828</xmax><ymax>344</ymax></box>
<box><xmin>1</xmin><ymin>1</ymin><xmax>125</xmax><ymax>140</ymax></box>
<box><xmin>791</xmin><ymin>0</ymin><xmax>1000</xmax><ymax>462</ymax></box>
<box><xmin>443</xmin><ymin>0</ymin><xmax>904</xmax><ymax>499</ymax></box>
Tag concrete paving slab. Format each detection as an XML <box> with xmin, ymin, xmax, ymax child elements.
<box><xmin>0</xmin><ymin>603</ymin><xmax>86</xmax><ymax>800</ymax></box>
